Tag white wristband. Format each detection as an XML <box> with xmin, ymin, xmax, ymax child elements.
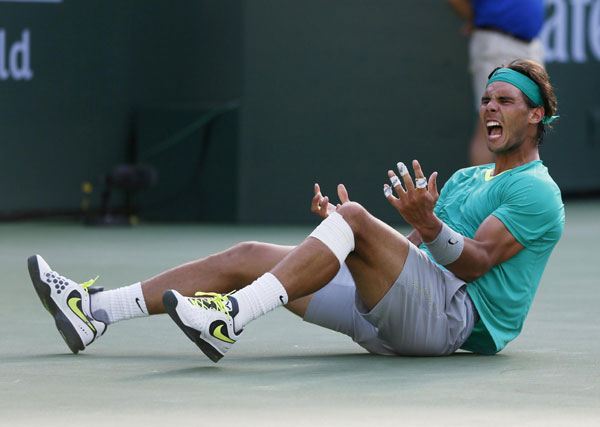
<box><xmin>424</xmin><ymin>223</ymin><xmax>464</xmax><ymax>266</ymax></box>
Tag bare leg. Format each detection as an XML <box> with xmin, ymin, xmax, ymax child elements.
<box><xmin>141</xmin><ymin>242</ymin><xmax>293</xmax><ymax>314</ymax></box>
<box><xmin>157</xmin><ymin>203</ymin><xmax>412</xmax><ymax>362</ymax></box>
<box><xmin>272</xmin><ymin>202</ymin><xmax>410</xmax><ymax>311</ymax></box>
<box><xmin>285</xmin><ymin>295</ymin><xmax>313</xmax><ymax>318</ymax></box>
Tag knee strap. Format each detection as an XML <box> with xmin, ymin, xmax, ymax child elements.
<box><xmin>309</xmin><ymin>212</ymin><xmax>355</xmax><ymax>267</ymax></box>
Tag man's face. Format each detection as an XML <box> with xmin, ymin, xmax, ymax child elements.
<box><xmin>479</xmin><ymin>81</ymin><xmax>538</xmax><ymax>154</ymax></box>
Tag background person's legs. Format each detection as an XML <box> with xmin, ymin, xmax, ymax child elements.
<box><xmin>467</xmin><ymin>30</ymin><xmax>545</xmax><ymax>166</ymax></box>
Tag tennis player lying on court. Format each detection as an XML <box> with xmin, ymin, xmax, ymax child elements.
<box><xmin>28</xmin><ymin>59</ymin><xmax>564</xmax><ymax>362</ymax></box>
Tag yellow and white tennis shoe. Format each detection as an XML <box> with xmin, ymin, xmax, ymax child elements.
<box><xmin>27</xmin><ymin>255</ymin><xmax>107</xmax><ymax>354</ymax></box>
<box><xmin>162</xmin><ymin>290</ymin><xmax>243</xmax><ymax>363</ymax></box>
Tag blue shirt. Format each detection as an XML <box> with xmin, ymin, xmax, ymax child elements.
<box><xmin>472</xmin><ymin>0</ymin><xmax>544</xmax><ymax>41</ymax></box>
<box><xmin>429</xmin><ymin>161</ymin><xmax>564</xmax><ymax>354</ymax></box>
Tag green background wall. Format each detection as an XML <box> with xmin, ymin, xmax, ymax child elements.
<box><xmin>0</xmin><ymin>0</ymin><xmax>242</xmax><ymax>219</ymax></box>
<box><xmin>240</xmin><ymin>0</ymin><xmax>600</xmax><ymax>223</ymax></box>
<box><xmin>240</xmin><ymin>0</ymin><xmax>473</xmax><ymax>223</ymax></box>
<box><xmin>1</xmin><ymin>0</ymin><xmax>598</xmax><ymax>224</ymax></box>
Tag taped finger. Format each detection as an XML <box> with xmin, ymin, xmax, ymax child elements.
<box><xmin>415</xmin><ymin>177</ymin><xmax>427</xmax><ymax>189</ymax></box>
<box><xmin>383</xmin><ymin>185</ymin><xmax>393</xmax><ymax>198</ymax></box>
<box><xmin>397</xmin><ymin>162</ymin><xmax>408</xmax><ymax>177</ymax></box>
<box><xmin>390</xmin><ymin>175</ymin><xmax>401</xmax><ymax>187</ymax></box>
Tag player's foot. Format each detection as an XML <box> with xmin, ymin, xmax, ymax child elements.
<box><xmin>27</xmin><ymin>255</ymin><xmax>107</xmax><ymax>354</ymax></box>
<box><xmin>162</xmin><ymin>290</ymin><xmax>243</xmax><ymax>363</ymax></box>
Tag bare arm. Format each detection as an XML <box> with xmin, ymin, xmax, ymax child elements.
<box><xmin>409</xmin><ymin>211</ymin><xmax>523</xmax><ymax>282</ymax></box>
<box><xmin>446</xmin><ymin>0</ymin><xmax>474</xmax><ymax>35</ymax></box>
<box><xmin>447</xmin><ymin>0</ymin><xmax>473</xmax><ymax>22</ymax></box>
<box><xmin>444</xmin><ymin>215</ymin><xmax>523</xmax><ymax>282</ymax></box>
<box><xmin>385</xmin><ymin>160</ymin><xmax>523</xmax><ymax>283</ymax></box>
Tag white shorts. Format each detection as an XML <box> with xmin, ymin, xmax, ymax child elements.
<box><xmin>469</xmin><ymin>29</ymin><xmax>544</xmax><ymax>110</ymax></box>
<box><xmin>303</xmin><ymin>244</ymin><xmax>478</xmax><ymax>356</ymax></box>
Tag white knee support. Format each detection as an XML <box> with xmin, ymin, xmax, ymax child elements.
<box><xmin>309</xmin><ymin>212</ymin><xmax>355</xmax><ymax>267</ymax></box>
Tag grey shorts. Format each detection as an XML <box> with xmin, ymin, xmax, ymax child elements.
<box><xmin>304</xmin><ymin>244</ymin><xmax>479</xmax><ymax>356</ymax></box>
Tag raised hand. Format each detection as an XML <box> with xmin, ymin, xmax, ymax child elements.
<box><xmin>383</xmin><ymin>159</ymin><xmax>440</xmax><ymax>234</ymax></box>
<box><xmin>311</xmin><ymin>183</ymin><xmax>350</xmax><ymax>219</ymax></box>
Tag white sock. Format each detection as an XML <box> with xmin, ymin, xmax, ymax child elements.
<box><xmin>90</xmin><ymin>282</ymin><xmax>149</xmax><ymax>324</ymax></box>
<box><xmin>232</xmin><ymin>272</ymin><xmax>288</xmax><ymax>330</ymax></box>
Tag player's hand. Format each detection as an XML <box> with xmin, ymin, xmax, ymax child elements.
<box><xmin>311</xmin><ymin>183</ymin><xmax>350</xmax><ymax>219</ymax></box>
<box><xmin>383</xmin><ymin>159</ymin><xmax>439</xmax><ymax>230</ymax></box>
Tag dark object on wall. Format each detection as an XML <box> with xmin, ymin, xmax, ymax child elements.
<box><xmin>85</xmin><ymin>164</ymin><xmax>158</xmax><ymax>226</ymax></box>
<box><xmin>133</xmin><ymin>102</ymin><xmax>240</xmax><ymax>222</ymax></box>
<box><xmin>0</xmin><ymin>1</ymin><xmax>242</xmax><ymax>218</ymax></box>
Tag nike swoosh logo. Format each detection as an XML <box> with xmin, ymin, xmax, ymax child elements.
<box><xmin>212</xmin><ymin>324</ymin><xmax>235</xmax><ymax>344</ymax></box>
<box><xmin>448</xmin><ymin>238</ymin><xmax>458</xmax><ymax>245</ymax></box>
<box><xmin>135</xmin><ymin>297</ymin><xmax>145</xmax><ymax>314</ymax></box>
<box><xmin>279</xmin><ymin>295</ymin><xmax>285</xmax><ymax>304</ymax></box>
<box><xmin>67</xmin><ymin>297</ymin><xmax>96</xmax><ymax>333</ymax></box>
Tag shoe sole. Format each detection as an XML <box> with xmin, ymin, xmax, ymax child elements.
<box><xmin>28</xmin><ymin>256</ymin><xmax>84</xmax><ymax>354</ymax></box>
<box><xmin>162</xmin><ymin>291</ymin><xmax>223</xmax><ymax>363</ymax></box>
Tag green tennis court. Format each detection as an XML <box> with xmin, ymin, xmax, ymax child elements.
<box><xmin>1</xmin><ymin>201</ymin><xmax>599</xmax><ymax>426</ymax></box>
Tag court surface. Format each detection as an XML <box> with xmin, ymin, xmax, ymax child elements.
<box><xmin>1</xmin><ymin>201</ymin><xmax>599</xmax><ymax>426</ymax></box>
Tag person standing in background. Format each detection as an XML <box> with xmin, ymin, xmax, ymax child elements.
<box><xmin>447</xmin><ymin>0</ymin><xmax>545</xmax><ymax>165</ymax></box>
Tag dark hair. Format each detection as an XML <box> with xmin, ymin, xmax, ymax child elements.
<box><xmin>488</xmin><ymin>59</ymin><xmax>558</xmax><ymax>145</ymax></box>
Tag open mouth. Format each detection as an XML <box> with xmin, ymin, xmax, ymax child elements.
<box><xmin>486</xmin><ymin>120</ymin><xmax>503</xmax><ymax>141</ymax></box>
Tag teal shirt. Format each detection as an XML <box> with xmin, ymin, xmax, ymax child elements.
<box><xmin>427</xmin><ymin>161</ymin><xmax>564</xmax><ymax>354</ymax></box>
